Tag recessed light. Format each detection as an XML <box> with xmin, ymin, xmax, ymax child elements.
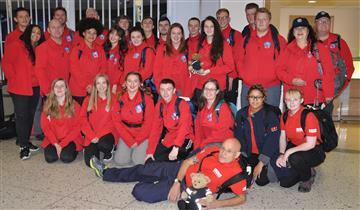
<box><xmin>308</xmin><ymin>0</ymin><xmax>317</xmax><ymax>3</ymax></box>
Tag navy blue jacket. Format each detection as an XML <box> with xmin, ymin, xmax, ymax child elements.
<box><xmin>234</xmin><ymin>105</ymin><xmax>281</xmax><ymax>165</ymax></box>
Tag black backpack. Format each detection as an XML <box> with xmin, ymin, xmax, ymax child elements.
<box><xmin>228</xmin><ymin>29</ymin><xmax>235</xmax><ymax>46</ymax></box>
<box><xmin>197</xmin><ymin>151</ymin><xmax>252</xmax><ymax>199</ymax></box>
<box><xmin>243</xmin><ymin>24</ymin><xmax>280</xmax><ymax>60</ymax></box>
<box><xmin>159</xmin><ymin>97</ymin><xmax>197</xmax><ymax>121</ymax></box>
<box><xmin>283</xmin><ymin>107</ymin><xmax>338</xmax><ymax>152</ymax></box>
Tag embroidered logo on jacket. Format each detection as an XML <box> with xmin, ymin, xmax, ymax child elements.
<box><xmin>263</xmin><ymin>41</ymin><xmax>272</xmax><ymax>49</ymax></box>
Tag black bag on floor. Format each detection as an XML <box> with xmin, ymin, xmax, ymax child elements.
<box><xmin>0</xmin><ymin>113</ymin><xmax>16</xmax><ymax>140</ymax></box>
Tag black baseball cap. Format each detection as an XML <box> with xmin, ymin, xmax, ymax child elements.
<box><xmin>315</xmin><ymin>11</ymin><xmax>330</xmax><ymax>20</ymax></box>
<box><xmin>292</xmin><ymin>17</ymin><xmax>310</xmax><ymax>28</ymax></box>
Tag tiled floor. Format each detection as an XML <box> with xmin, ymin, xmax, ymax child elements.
<box><xmin>1</xmin><ymin>122</ymin><xmax>359</xmax><ymax>210</ymax></box>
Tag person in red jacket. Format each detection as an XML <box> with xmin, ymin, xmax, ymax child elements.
<box><xmin>142</xmin><ymin>16</ymin><xmax>157</xmax><ymax>49</ymax></box>
<box><xmin>186</xmin><ymin>17</ymin><xmax>200</xmax><ymax>54</ymax></box>
<box><xmin>36</xmin><ymin>19</ymin><xmax>71</xmax><ymax>96</ymax></box>
<box><xmin>69</xmin><ymin>18</ymin><xmax>106</xmax><ymax>105</ymax></box>
<box><xmin>276</xmin><ymin>89</ymin><xmax>325</xmax><ymax>192</ymax></box>
<box><xmin>115</xmin><ymin>15</ymin><xmax>132</xmax><ymax>45</ymax></box>
<box><xmin>41</xmin><ymin>78</ymin><xmax>83</xmax><ymax>163</ymax></box>
<box><xmin>4</xmin><ymin>7</ymin><xmax>30</xmax><ymax>51</ymax></box>
<box><xmin>241</xmin><ymin>3</ymin><xmax>258</xmax><ymax>37</ymax></box>
<box><xmin>146</xmin><ymin>79</ymin><xmax>194</xmax><ymax>162</ymax></box>
<box><xmin>81</xmin><ymin>74</ymin><xmax>117</xmax><ymax>166</ymax></box>
<box><xmin>158</xmin><ymin>16</ymin><xmax>171</xmax><ymax>48</ymax></box>
<box><xmin>216</xmin><ymin>8</ymin><xmax>244</xmax><ymax>104</ymax></box>
<box><xmin>2</xmin><ymin>24</ymin><xmax>45</xmax><ymax>160</ymax></box>
<box><xmin>44</xmin><ymin>7</ymin><xmax>74</xmax><ymax>45</ymax></box>
<box><xmin>188</xmin><ymin>16</ymin><xmax>235</xmax><ymax>101</ymax></box>
<box><xmin>153</xmin><ymin>23</ymin><xmax>191</xmax><ymax>97</ymax></box>
<box><xmin>276</xmin><ymin>17</ymin><xmax>334</xmax><ymax>107</ymax></box>
<box><xmin>123</xmin><ymin>27</ymin><xmax>155</xmax><ymax>83</ymax></box>
<box><xmin>194</xmin><ymin>79</ymin><xmax>234</xmax><ymax>151</ymax></box>
<box><xmin>103</xmin><ymin>25</ymin><xmax>128</xmax><ymax>94</ymax></box>
<box><xmin>237</xmin><ymin>8</ymin><xmax>286</xmax><ymax>108</ymax></box>
<box><xmin>112</xmin><ymin>72</ymin><xmax>155</xmax><ymax>165</ymax></box>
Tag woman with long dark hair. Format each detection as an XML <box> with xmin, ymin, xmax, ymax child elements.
<box><xmin>41</xmin><ymin>79</ymin><xmax>83</xmax><ymax>163</ymax></box>
<box><xmin>276</xmin><ymin>17</ymin><xmax>334</xmax><ymax>107</ymax></box>
<box><xmin>112</xmin><ymin>72</ymin><xmax>154</xmax><ymax>165</ymax></box>
<box><xmin>103</xmin><ymin>25</ymin><xmax>128</xmax><ymax>94</ymax></box>
<box><xmin>2</xmin><ymin>24</ymin><xmax>45</xmax><ymax>160</ymax></box>
<box><xmin>153</xmin><ymin>23</ymin><xmax>191</xmax><ymax>97</ymax></box>
<box><xmin>194</xmin><ymin>79</ymin><xmax>234</xmax><ymax>151</ymax></box>
<box><xmin>188</xmin><ymin>16</ymin><xmax>235</xmax><ymax>99</ymax></box>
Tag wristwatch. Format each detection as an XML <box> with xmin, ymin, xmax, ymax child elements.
<box><xmin>174</xmin><ymin>178</ymin><xmax>181</xmax><ymax>183</ymax></box>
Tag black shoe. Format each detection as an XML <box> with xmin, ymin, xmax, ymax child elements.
<box><xmin>28</xmin><ymin>142</ymin><xmax>39</xmax><ymax>152</ymax></box>
<box><xmin>20</xmin><ymin>147</ymin><xmax>30</xmax><ymax>160</ymax></box>
<box><xmin>103</xmin><ymin>152</ymin><xmax>113</xmax><ymax>162</ymax></box>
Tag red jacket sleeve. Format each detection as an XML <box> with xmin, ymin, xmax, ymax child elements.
<box><xmin>276</xmin><ymin>47</ymin><xmax>296</xmax><ymax>85</ymax></box>
<box><xmin>35</xmin><ymin>46</ymin><xmax>51</xmax><ymax>95</ymax></box>
<box><xmin>41</xmin><ymin>113</ymin><xmax>59</xmax><ymax>145</ymax></box>
<box><xmin>80</xmin><ymin>97</ymin><xmax>97</xmax><ymax>146</ymax></box>
<box><xmin>111</xmin><ymin>100</ymin><xmax>136</xmax><ymax>147</ymax></box>
<box><xmin>230</xmin><ymin>31</ymin><xmax>243</xmax><ymax>78</ymax></box>
<box><xmin>135</xmin><ymin>95</ymin><xmax>155</xmax><ymax>143</ymax></box>
<box><xmin>339</xmin><ymin>38</ymin><xmax>354</xmax><ymax>80</ymax></box>
<box><xmin>140</xmin><ymin>48</ymin><xmax>155</xmax><ymax>80</ymax></box>
<box><xmin>147</xmin><ymin>103</ymin><xmax>164</xmax><ymax>154</ymax></box>
<box><xmin>209</xmin><ymin>42</ymin><xmax>234</xmax><ymax>76</ymax></box>
<box><xmin>318</xmin><ymin>43</ymin><xmax>335</xmax><ymax>99</ymax></box>
<box><xmin>61</xmin><ymin>104</ymin><xmax>82</xmax><ymax>148</ymax></box>
<box><xmin>1</xmin><ymin>42</ymin><xmax>16</xmax><ymax>80</ymax></box>
<box><xmin>173</xmin><ymin>101</ymin><xmax>193</xmax><ymax>147</ymax></box>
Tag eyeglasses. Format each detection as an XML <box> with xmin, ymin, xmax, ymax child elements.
<box><xmin>204</xmin><ymin>88</ymin><xmax>217</xmax><ymax>92</ymax></box>
<box><xmin>248</xmin><ymin>96</ymin><xmax>264</xmax><ymax>101</ymax></box>
<box><xmin>216</xmin><ymin>16</ymin><xmax>229</xmax><ymax>21</ymax></box>
<box><xmin>316</xmin><ymin>19</ymin><xmax>329</xmax><ymax>24</ymax></box>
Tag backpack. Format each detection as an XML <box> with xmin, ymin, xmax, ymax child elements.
<box><xmin>159</xmin><ymin>97</ymin><xmax>197</xmax><ymax>121</ymax></box>
<box><xmin>243</xmin><ymin>24</ymin><xmax>280</xmax><ymax>60</ymax></box>
<box><xmin>228</xmin><ymin>28</ymin><xmax>235</xmax><ymax>46</ymax></box>
<box><xmin>214</xmin><ymin>99</ymin><xmax>237</xmax><ymax>122</ymax></box>
<box><xmin>139</xmin><ymin>47</ymin><xmax>155</xmax><ymax>68</ymax></box>
<box><xmin>329</xmin><ymin>34</ymin><xmax>348</xmax><ymax>96</ymax></box>
<box><xmin>0</xmin><ymin>114</ymin><xmax>16</xmax><ymax>140</ymax></box>
<box><xmin>283</xmin><ymin>107</ymin><xmax>338</xmax><ymax>152</ymax></box>
<box><xmin>197</xmin><ymin>150</ymin><xmax>252</xmax><ymax>199</ymax></box>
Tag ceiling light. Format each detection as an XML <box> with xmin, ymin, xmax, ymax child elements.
<box><xmin>308</xmin><ymin>0</ymin><xmax>317</xmax><ymax>3</ymax></box>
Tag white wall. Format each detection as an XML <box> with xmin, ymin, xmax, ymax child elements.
<box><xmin>220</xmin><ymin>0</ymin><xmax>264</xmax><ymax>32</ymax></box>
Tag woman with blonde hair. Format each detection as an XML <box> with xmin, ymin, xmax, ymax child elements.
<box><xmin>41</xmin><ymin>78</ymin><xmax>82</xmax><ymax>163</ymax></box>
<box><xmin>81</xmin><ymin>74</ymin><xmax>117</xmax><ymax>167</ymax></box>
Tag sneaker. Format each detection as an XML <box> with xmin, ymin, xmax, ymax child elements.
<box><xmin>20</xmin><ymin>147</ymin><xmax>30</xmax><ymax>160</ymax></box>
<box><xmin>298</xmin><ymin>170</ymin><xmax>316</xmax><ymax>192</ymax></box>
<box><xmin>103</xmin><ymin>152</ymin><xmax>113</xmax><ymax>162</ymax></box>
<box><xmin>90</xmin><ymin>156</ymin><xmax>107</xmax><ymax>177</ymax></box>
<box><xmin>28</xmin><ymin>142</ymin><xmax>39</xmax><ymax>152</ymax></box>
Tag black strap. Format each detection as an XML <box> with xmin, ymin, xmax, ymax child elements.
<box><xmin>78</xmin><ymin>50</ymin><xmax>83</xmax><ymax>60</ymax></box>
<box><xmin>140</xmin><ymin>47</ymin><xmax>155</xmax><ymax>68</ymax></box>
<box><xmin>159</xmin><ymin>97</ymin><xmax>182</xmax><ymax>118</ymax></box>
<box><xmin>216</xmin><ymin>171</ymin><xmax>248</xmax><ymax>199</ymax></box>
<box><xmin>122</xmin><ymin>120</ymin><xmax>142</xmax><ymax>128</ymax></box>
<box><xmin>119</xmin><ymin>91</ymin><xmax>146</xmax><ymax>122</ymax></box>
<box><xmin>197</xmin><ymin>151</ymin><xmax>219</xmax><ymax>172</ymax></box>
<box><xmin>229</xmin><ymin>28</ymin><xmax>235</xmax><ymax>46</ymax></box>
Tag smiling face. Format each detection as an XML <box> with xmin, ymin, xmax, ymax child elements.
<box><xmin>48</xmin><ymin>19</ymin><xmax>64</xmax><ymax>39</ymax></box>
<box><xmin>204</xmin><ymin>20</ymin><xmax>215</xmax><ymax>38</ymax></box>
<box><xmin>96</xmin><ymin>76</ymin><xmax>108</xmax><ymax>96</ymax></box>
<box><xmin>255</xmin><ymin>12</ymin><xmax>270</xmax><ymax>33</ymax></box>
<box><xmin>109</xmin><ymin>29</ymin><xmax>120</xmax><ymax>45</ymax></box>
<box><xmin>141</xmin><ymin>18</ymin><xmax>154</xmax><ymax>33</ymax></box>
<box><xmin>188</xmin><ymin>19</ymin><xmax>200</xmax><ymax>37</ymax></box>
<box><xmin>31</xmin><ymin>27</ymin><xmax>41</xmax><ymax>44</ymax></box>
<box><xmin>54</xmin><ymin>9</ymin><xmax>67</xmax><ymax>25</ymax></box>
<box><xmin>54</xmin><ymin>80</ymin><xmax>67</xmax><ymax>98</ymax></box>
<box><xmin>216</xmin><ymin>11</ymin><xmax>230</xmax><ymax>30</ymax></box>
<box><xmin>14</xmin><ymin>10</ymin><xmax>30</xmax><ymax>29</ymax></box>
<box><xmin>125</xmin><ymin>74</ymin><xmax>141</xmax><ymax>94</ymax></box>
<box><xmin>83</xmin><ymin>28</ymin><xmax>97</xmax><ymax>44</ymax></box>
<box><xmin>285</xmin><ymin>91</ymin><xmax>303</xmax><ymax>112</ymax></box>
<box><xmin>130</xmin><ymin>31</ymin><xmax>143</xmax><ymax>46</ymax></box>
<box><xmin>248</xmin><ymin>89</ymin><xmax>265</xmax><ymax>111</ymax></box>
<box><xmin>159</xmin><ymin>20</ymin><xmax>170</xmax><ymax>36</ymax></box>
<box><xmin>170</xmin><ymin>27</ymin><xmax>183</xmax><ymax>45</ymax></box>
<box><xmin>218</xmin><ymin>139</ymin><xmax>240</xmax><ymax>163</ymax></box>
<box><xmin>315</xmin><ymin>17</ymin><xmax>331</xmax><ymax>37</ymax></box>
<box><xmin>203</xmin><ymin>81</ymin><xmax>219</xmax><ymax>103</ymax></box>
<box><xmin>159</xmin><ymin>83</ymin><xmax>176</xmax><ymax>103</ymax></box>
<box><xmin>293</xmin><ymin>26</ymin><xmax>309</xmax><ymax>42</ymax></box>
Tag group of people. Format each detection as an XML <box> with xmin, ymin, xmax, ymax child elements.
<box><xmin>2</xmin><ymin>2</ymin><xmax>354</xmax><ymax>209</ymax></box>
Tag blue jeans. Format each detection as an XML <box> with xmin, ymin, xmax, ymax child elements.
<box><xmin>241</xmin><ymin>84</ymin><xmax>281</xmax><ymax>108</ymax></box>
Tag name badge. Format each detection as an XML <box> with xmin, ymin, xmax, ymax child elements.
<box><xmin>263</xmin><ymin>41</ymin><xmax>271</xmax><ymax>49</ymax></box>
<box><xmin>330</xmin><ymin>43</ymin><xmax>336</xmax><ymax>49</ymax></box>
<box><xmin>92</xmin><ymin>51</ymin><xmax>99</xmax><ymax>58</ymax></box>
<box><xmin>213</xmin><ymin>168</ymin><xmax>222</xmax><ymax>178</ymax></box>
<box><xmin>133</xmin><ymin>53</ymin><xmax>140</xmax><ymax>59</ymax></box>
<box><xmin>296</xmin><ymin>127</ymin><xmax>303</xmax><ymax>132</ymax></box>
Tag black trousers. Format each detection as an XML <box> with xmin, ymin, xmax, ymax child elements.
<box><xmin>153</xmin><ymin>139</ymin><xmax>193</xmax><ymax>162</ymax></box>
<box><xmin>243</xmin><ymin>154</ymin><xmax>270</xmax><ymax>186</ymax></box>
<box><xmin>84</xmin><ymin>133</ymin><xmax>115</xmax><ymax>167</ymax></box>
<box><xmin>10</xmin><ymin>87</ymin><xmax>40</xmax><ymax>147</ymax></box>
<box><xmin>279</xmin><ymin>142</ymin><xmax>326</xmax><ymax>187</ymax></box>
<box><xmin>44</xmin><ymin>142</ymin><xmax>78</xmax><ymax>163</ymax></box>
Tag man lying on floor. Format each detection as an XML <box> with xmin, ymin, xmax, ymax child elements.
<box><xmin>90</xmin><ymin>138</ymin><xmax>247</xmax><ymax>209</ymax></box>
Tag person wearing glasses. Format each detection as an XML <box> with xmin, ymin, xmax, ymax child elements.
<box><xmin>234</xmin><ymin>84</ymin><xmax>281</xmax><ymax>186</ymax></box>
<box><xmin>194</xmin><ymin>79</ymin><xmax>234</xmax><ymax>152</ymax></box>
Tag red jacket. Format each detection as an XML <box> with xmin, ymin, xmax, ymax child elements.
<box><xmin>158</xmin><ymin>37</ymin><xmax>166</xmax><ymax>48</ymax></box>
<box><xmin>276</xmin><ymin>41</ymin><xmax>334</xmax><ymax>104</ymax></box>
<box><xmin>72</xmin><ymin>29</ymin><xmax>108</xmax><ymax>47</ymax></box>
<box><xmin>80</xmin><ymin>96</ymin><xmax>118</xmax><ymax>146</ymax></box>
<box><xmin>69</xmin><ymin>41</ymin><xmax>106</xmax><ymax>97</ymax></box>
<box><xmin>188</xmin><ymin>40</ymin><xmax>235</xmax><ymax>90</ymax></box>
<box><xmin>112</xmin><ymin>91</ymin><xmax>155</xmax><ymax>147</ymax></box>
<box><xmin>320</xmin><ymin>33</ymin><xmax>354</xmax><ymax>92</ymax></box>
<box><xmin>237</xmin><ymin>30</ymin><xmax>287</xmax><ymax>88</ymax></box>
<box><xmin>194</xmin><ymin>102</ymin><xmax>234</xmax><ymax>150</ymax></box>
<box><xmin>41</xmin><ymin>102</ymin><xmax>83</xmax><ymax>151</ymax></box>
<box><xmin>4</xmin><ymin>27</ymin><xmax>23</xmax><ymax>51</ymax></box>
<box><xmin>2</xmin><ymin>39</ymin><xmax>38</xmax><ymax>95</ymax></box>
<box><xmin>45</xmin><ymin>25</ymin><xmax>75</xmax><ymax>45</ymax></box>
<box><xmin>186</xmin><ymin>33</ymin><xmax>200</xmax><ymax>54</ymax></box>
<box><xmin>221</xmin><ymin>25</ymin><xmax>243</xmax><ymax>78</ymax></box>
<box><xmin>145</xmin><ymin>33</ymin><xmax>157</xmax><ymax>50</ymax></box>
<box><xmin>105</xmin><ymin>45</ymin><xmax>125</xmax><ymax>88</ymax></box>
<box><xmin>35</xmin><ymin>38</ymin><xmax>71</xmax><ymax>96</ymax></box>
<box><xmin>153</xmin><ymin>45</ymin><xmax>192</xmax><ymax>97</ymax></box>
<box><xmin>123</xmin><ymin>42</ymin><xmax>155</xmax><ymax>81</ymax></box>
<box><xmin>147</xmin><ymin>96</ymin><xmax>194</xmax><ymax>154</ymax></box>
